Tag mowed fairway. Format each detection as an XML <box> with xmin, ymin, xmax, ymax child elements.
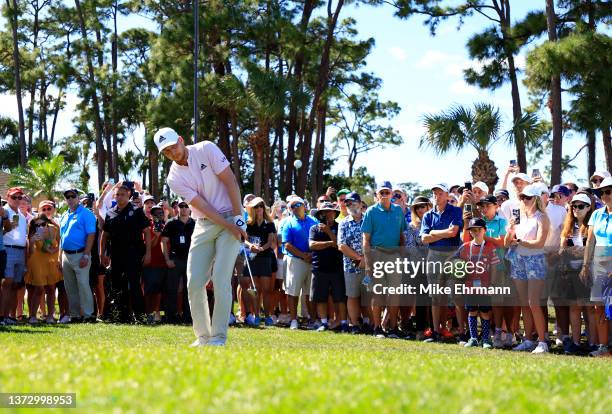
<box><xmin>1</xmin><ymin>323</ymin><xmax>610</xmax><ymax>414</ymax></box>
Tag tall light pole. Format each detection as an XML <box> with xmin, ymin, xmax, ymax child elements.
<box><xmin>193</xmin><ymin>0</ymin><xmax>199</xmax><ymax>143</ymax></box>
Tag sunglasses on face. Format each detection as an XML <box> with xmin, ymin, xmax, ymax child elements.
<box><xmin>379</xmin><ymin>191</ymin><xmax>391</xmax><ymax>196</ymax></box>
<box><xmin>602</xmin><ymin>189</ymin><xmax>612</xmax><ymax>196</ymax></box>
<box><xmin>393</xmin><ymin>193</ymin><xmax>403</xmax><ymax>199</ymax></box>
<box><xmin>34</xmin><ymin>222</ymin><xmax>47</xmax><ymax>228</ymax></box>
<box><xmin>591</xmin><ymin>178</ymin><xmax>603</xmax><ymax>184</ymax></box>
<box><xmin>519</xmin><ymin>195</ymin><xmax>534</xmax><ymax>201</ymax></box>
<box><xmin>178</xmin><ymin>204</ymin><xmax>189</xmax><ymax>209</ymax></box>
<box><xmin>65</xmin><ymin>194</ymin><xmax>77</xmax><ymax>199</ymax></box>
<box><xmin>41</xmin><ymin>207</ymin><xmax>53</xmax><ymax>212</ymax></box>
<box><xmin>415</xmin><ymin>204</ymin><xmax>428</xmax><ymax>210</ymax></box>
<box><xmin>10</xmin><ymin>195</ymin><xmax>23</xmax><ymax>200</ymax></box>
<box><xmin>317</xmin><ymin>198</ymin><xmax>328</xmax><ymax>203</ymax></box>
<box><xmin>571</xmin><ymin>204</ymin><xmax>588</xmax><ymax>210</ymax></box>
<box><xmin>254</xmin><ymin>203</ymin><xmax>264</xmax><ymax>209</ymax></box>
<box><xmin>291</xmin><ymin>203</ymin><xmax>303</xmax><ymax>208</ymax></box>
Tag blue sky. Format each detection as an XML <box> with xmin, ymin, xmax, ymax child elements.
<box><xmin>0</xmin><ymin>2</ymin><xmax>606</xmax><ymax>193</ymax></box>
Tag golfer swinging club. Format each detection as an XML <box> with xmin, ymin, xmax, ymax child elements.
<box><xmin>155</xmin><ymin>127</ymin><xmax>247</xmax><ymax>346</ymax></box>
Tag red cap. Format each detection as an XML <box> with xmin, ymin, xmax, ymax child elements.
<box><xmin>6</xmin><ymin>187</ymin><xmax>24</xmax><ymax>197</ymax></box>
<box><xmin>39</xmin><ymin>200</ymin><xmax>55</xmax><ymax>209</ymax></box>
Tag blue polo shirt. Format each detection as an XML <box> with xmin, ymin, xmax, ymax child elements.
<box><xmin>361</xmin><ymin>203</ymin><xmax>406</xmax><ymax>248</ymax></box>
<box><xmin>589</xmin><ymin>206</ymin><xmax>612</xmax><ymax>257</ymax></box>
<box><xmin>59</xmin><ymin>205</ymin><xmax>97</xmax><ymax>250</ymax></box>
<box><xmin>281</xmin><ymin>214</ymin><xmax>318</xmax><ymax>257</ymax></box>
<box><xmin>420</xmin><ymin>203</ymin><xmax>463</xmax><ymax>248</ymax></box>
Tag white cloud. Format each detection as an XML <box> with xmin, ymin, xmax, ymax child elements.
<box><xmin>388</xmin><ymin>46</ymin><xmax>407</xmax><ymax>62</ymax></box>
<box><xmin>449</xmin><ymin>80</ymin><xmax>480</xmax><ymax>96</ymax></box>
<box><xmin>415</xmin><ymin>50</ymin><xmax>458</xmax><ymax>69</ymax></box>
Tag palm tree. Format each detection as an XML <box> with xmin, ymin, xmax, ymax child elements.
<box><xmin>422</xmin><ymin>103</ymin><xmax>545</xmax><ymax>190</ymax></box>
<box><xmin>9</xmin><ymin>155</ymin><xmax>75</xmax><ymax>200</ymax></box>
<box><xmin>422</xmin><ymin>103</ymin><xmax>503</xmax><ymax>190</ymax></box>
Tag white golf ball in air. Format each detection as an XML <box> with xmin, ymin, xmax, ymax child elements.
<box><xmin>294</xmin><ymin>160</ymin><xmax>302</xmax><ymax>169</ymax></box>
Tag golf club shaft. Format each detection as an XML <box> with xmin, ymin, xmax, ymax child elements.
<box><xmin>242</xmin><ymin>245</ymin><xmax>257</xmax><ymax>291</ymax></box>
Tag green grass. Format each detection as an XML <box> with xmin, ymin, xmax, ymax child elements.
<box><xmin>1</xmin><ymin>323</ymin><xmax>610</xmax><ymax>414</ymax></box>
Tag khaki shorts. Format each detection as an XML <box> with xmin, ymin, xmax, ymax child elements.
<box><xmin>285</xmin><ymin>255</ymin><xmax>312</xmax><ymax>297</ymax></box>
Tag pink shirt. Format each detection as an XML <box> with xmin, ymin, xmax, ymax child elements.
<box><xmin>166</xmin><ymin>141</ymin><xmax>232</xmax><ymax>219</ymax></box>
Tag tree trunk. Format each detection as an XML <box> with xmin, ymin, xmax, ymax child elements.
<box><xmin>112</xmin><ymin>1</ymin><xmax>119</xmax><ymax>181</ymax></box>
<box><xmin>285</xmin><ymin>0</ymin><xmax>315</xmax><ymax>195</ymax></box>
<box><xmin>586</xmin><ymin>129</ymin><xmax>596</xmax><ymax>179</ymax></box>
<box><xmin>149</xmin><ymin>145</ymin><xmax>159</xmax><ymax>197</ymax></box>
<box><xmin>493</xmin><ymin>1</ymin><xmax>526</xmax><ymax>172</ymax></box>
<box><xmin>49</xmin><ymin>90</ymin><xmax>62</xmax><ymax>148</ymax></box>
<box><xmin>229</xmin><ymin>112</ymin><xmax>242</xmax><ymax>183</ymax></box>
<box><xmin>603</xmin><ymin>126</ymin><xmax>612</xmax><ymax>173</ymax></box>
<box><xmin>546</xmin><ymin>0</ymin><xmax>562</xmax><ymax>185</ymax></box>
<box><xmin>6</xmin><ymin>0</ymin><xmax>27</xmax><ymax>166</ymax></box>
<box><xmin>297</xmin><ymin>0</ymin><xmax>345</xmax><ymax>197</ymax></box>
<box><xmin>75</xmin><ymin>0</ymin><xmax>106</xmax><ymax>189</ymax></box>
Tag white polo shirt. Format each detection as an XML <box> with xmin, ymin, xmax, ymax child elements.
<box><xmin>166</xmin><ymin>141</ymin><xmax>233</xmax><ymax>219</ymax></box>
<box><xmin>3</xmin><ymin>207</ymin><xmax>27</xmax><ymax>247</ymax></box>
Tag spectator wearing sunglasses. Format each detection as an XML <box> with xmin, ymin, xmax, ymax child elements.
<box><xmin>469</xmin><ymin>195</ymin><xmax>510</xmax><ymax>348</ymax></box>
<box><xmin>581</xmin><ymin>177</ymin><xmax>612</xmax><ymax>357</ymax></box>
<box><xmin>281</xmin><ymin>197</ymin><xmax>318</xmax><ymax>330</ymax></box>
<box><xmin>338</xmin><ymin>192</ymin><xmax>369</xmax><ymax>333</ymax></box>
<box><xmin>504</xmin><ymin>184</ymin><xmax>550</xmax><ymax>354</ymax></box>
<box><xmin>270</xmin><ymin>200</ymin><xmax>290</xmax><ymax>324</ymax></box>
<box><xmin>243</xmin><ymin>197</ymin><xmax>277</xmax><ymax>326</ymax></box>
<box><xmin>362</xmin><ymin>181</ymin><xmax>407</xmax><ymax>338</ymax></box>
<box><xmin>421</xmin><ymin>183</ymin><xmax>465</xmax><ymax>343</ymax></box>
<box><xmin>558</xmin><ymin>193</ymin><xmax>596</xmax><ymax>355</ymax></box>
<box><xmin>161</xmin><ymin>201</ymin><xmax>195</xmax><ymax>324</ymax></box>
<box><xmin>336</xmin><ymin>189</ymin><xmax>351</xmax><ymax>223</ymax></box>
<box><xmin>0</xmin><ymin>188</ymin><xmax>28</xmax><ymax>326</ymax></box>
<box><xmin>551</xmin><ymin>185</ymin><xmax>571</xmax><ymax>210</ymax></box>
<box><xmin>59</xmin><ymin>189</ymin><xmax>98</xmax><ymax>323</ymax></box>
<box><xmin>590</xmin><ymin>171</ymin><xmax>611</xmax><ymax>189</ymax></box>
<box><xmin>563</xmin><ymin>182</ymin><xmax>578</xmax><ymax>201</ymax></box>
<box><xmin>25</xmin><ymin>213</ymin><xmax>61</xmax><ymax>324</ymax></box>
<box><xmin>494</xmin><ymin>189</ymin><xmax>510</xmax><ymax>207</ymax></box>
<box><xmin>310</xmin><ymin>202</ymin><xmax>346</xmax><ymax>332</ymax></box>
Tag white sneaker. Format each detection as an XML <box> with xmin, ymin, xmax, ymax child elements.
<box><xmin>532</xmin><ymin>341</ymin><xmax>549</xmax><ymax>354</ymax></box>
<box><xmin>190</xmin><ymin>336</ymin><xmax>208</xmax><ymax>347</ymax></box>
<box><xmin>58</xmin><ymin>315</ymin><xmax>71</xmax><ymax>324</ymax></box>
<box><xmin>493</xmin><ymin>331</ymin><xmax>504</xmax><ymax>348</ymax></box>
<box><xmin>289</xmin><ymin>319</ymin><xmax>299</xmax><ymax>330</ymax></box>
<box><xmin>589</xmin><ymin>345</ymin><xmax>610</xmax><ymax>358</ymax></box>
<box><xmin>513</xmin><ymin>340</ymin><xmax>536</xmax><ymax>352</ymax></box>
<box><xmin>206</xmin><ymin>338</ymin><xmax>226</xmax><ymax>346</ymax></box>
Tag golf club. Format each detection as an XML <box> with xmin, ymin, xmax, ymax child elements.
<box><xmin>242</xmin><ymin>244</ymin><xmax>258</xmax><ymax>298</ymax></box>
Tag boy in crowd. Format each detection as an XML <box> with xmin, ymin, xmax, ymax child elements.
<box><xmin>456</xmin><ymin>218</ymin><xmax>500</xmax><ymax>348</ymax></box>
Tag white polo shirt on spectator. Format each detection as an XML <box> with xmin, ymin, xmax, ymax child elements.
<box><xmin>166</xmin><ymin>141</ymin><xmax>233</xmax><ymax>218</ymax></box>
<box><xmin>3</xmin><ymin>207</ymin><xmax>27</xmax><ymax>247</ymax></box>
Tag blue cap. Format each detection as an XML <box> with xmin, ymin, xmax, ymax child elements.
<box><xmin>345</xmin><ymin>192</ymin><xmax>361</xmax><ymax>203</ymax></box>
<box><xmin>377</xmin><ymin>181</ymin><xmax>393</xmax><ymax>192</ymax></box>
<box><xmin>551</xmin><ymin>184</ymin><xmax>570</xmax><ymax>197</ymax></box>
